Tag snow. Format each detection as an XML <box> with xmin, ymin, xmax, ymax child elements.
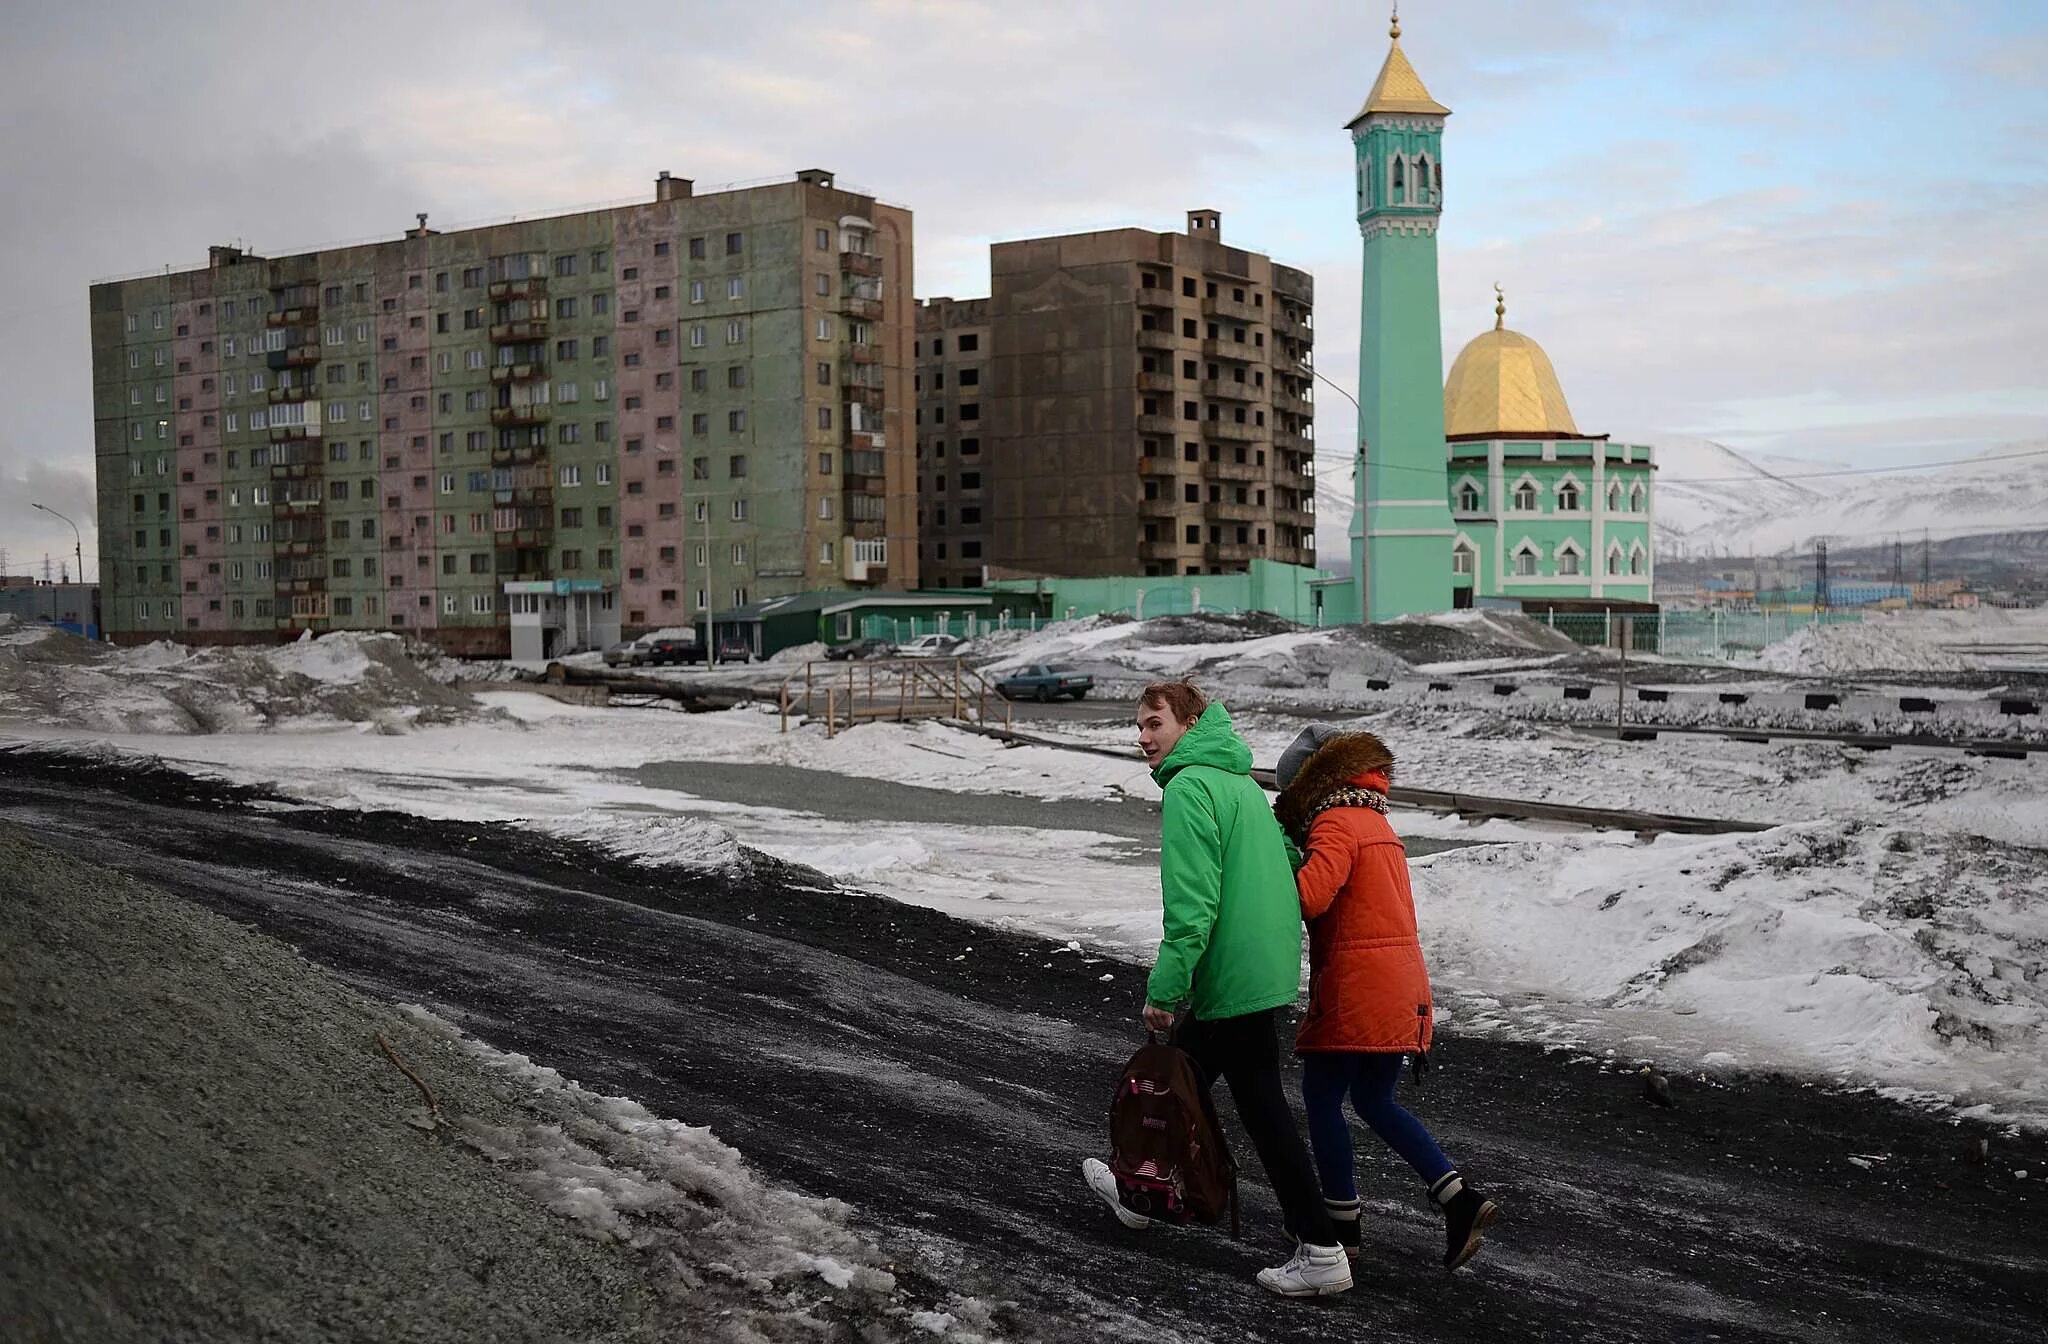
<box><xmin>1409</xmin><ymin>822</ymin><xmax>2048</xmax><ymax>1129</ymax></box>
<box><xmin>8</xmin><ymin>635</ymin><xmax>2048</xmax><ymax>1131</ymax></box>
<box><xmin>397</xmin><ymin>1006</ymin><xmax>999</xmax><ymax>1339</ymax></box>
<box><xmin>1644</xmin><ymin>433</ymin><xmax>2048</xmax><ymax>556</ymax></box>
<box><xmin>1754</xmin><ymin>620</ymin><xmax>1979</xmax><ymax>675</ymax></box>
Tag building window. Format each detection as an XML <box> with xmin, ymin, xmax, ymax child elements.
<box><xmin>1513</xmin><ymin>481</ymin><xmax>1538</xmax><ymax>511</ymax></box>
<box><xmin>1514</xmin><ymin>546</ymin><xmax>1539</xmax><ymax>577</ymax></box>
<box><xmin>1457</xmin><ymin>482</ymin><xmax>1480</xmax><ymax>512</ymax></box>
<box><xmin>1558</xmin><ymin>547</ymin><xmax>1581</xmax><ymax>576</ymax></box>
<box><xmin>1452</xmin><ymin>544</ymin><xmax>1475</xmax><ymax>575</ymax></box>
<box><xmin>725</xmin><ymin>232</ymin><xmax>743</xmax><ymax>255</ymax></box>
<box><xmin>1558</xmin><ymin>482</ymin><xmax>1581</xmax><ymax>512</ymax></box>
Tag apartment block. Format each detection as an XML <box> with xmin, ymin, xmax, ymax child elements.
<box><xmin>90</xmin><ymin>169</ymin><xmax>914</xmax><ymax>656</ymax></box>
<box><xmin>915</xmin><ymin>211</ymin><xmax>1315</xmax><ymax>582</ymax></box>
<box><xmin>913</xmin><ymin>297</ymin><xmax>992</xmax><ymax>588</ymax></box>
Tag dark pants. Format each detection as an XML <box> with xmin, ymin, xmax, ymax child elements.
<box><xmin>1301</xmin><ymin>1051</ymin><xmax>1455</xmax><ymax>1200</ymax></box>
<box><xmin>1176</xmin><ymin>1008</ymin><xmax>1340</xmax><ymax>1248</ymax></box>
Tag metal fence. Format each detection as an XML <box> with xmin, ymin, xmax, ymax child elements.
<box><xmin>1537</xmin><ymin>609</ymin><xmax>1870</xmax><ymax>659</ymax></box>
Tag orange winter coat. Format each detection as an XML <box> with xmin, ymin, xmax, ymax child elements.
<box><xmin>1275</xmin><ymin>736</ymin><xmax>1434</xmax><ymax>1056</ymax></box>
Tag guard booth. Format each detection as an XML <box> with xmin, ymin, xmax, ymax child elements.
<box><xmin>504</xmin><ymin>580</ymin><xmax>620</xmax><ymax>661</ymax></box>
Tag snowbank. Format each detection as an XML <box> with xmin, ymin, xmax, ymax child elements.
<box><xmin>1756</xmin><ymin>621</ymin><xmax>1979</xmax><ymax>675</ymax></box>
<box><xmin>1413</xmin><ymin>821</ymin><xmax>2048</xmax><ymax>1129</ymax></box>
<box><xmin>975</xmin><ymin>613</ymin><xmax>1409</xmax><ymax>688</ymax></box>
<box><xmin>0</xmin><ymin>629</ymin><xmax>491</xmax><ymax>734</ymax></box>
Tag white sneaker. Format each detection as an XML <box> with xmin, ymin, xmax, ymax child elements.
<box><xmin>1080</xmin><ymin>1158</ymin><xmax>1153</xmax><ymax>1230</ymax></box>
<box><xmin>1256</xmin><ymin>1241</ymin><xmax>1354</xmax><ymax>1297</ymax></box>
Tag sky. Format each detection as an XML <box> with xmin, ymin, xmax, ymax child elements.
<box><xmin>2</xmin><ymin>0</ymin><xmax>2044</xmax><ymax>580</ymax></box>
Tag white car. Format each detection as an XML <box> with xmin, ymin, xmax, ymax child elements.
<box><xmin>898</xmin><ymin>634</ymin><xmax>965</xmax><ymax>658</ymax></box>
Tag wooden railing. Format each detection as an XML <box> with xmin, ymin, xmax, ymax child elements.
<box><xmin>777</xmin><ymin>657</ymin><xmax>1009</xmax><ymax>736</ymax></box>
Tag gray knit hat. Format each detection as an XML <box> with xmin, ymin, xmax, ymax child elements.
<box><xmin>1274</xmin><ymin>722</ymin><xmax>1357</xmax><ymax>791</ymax></box>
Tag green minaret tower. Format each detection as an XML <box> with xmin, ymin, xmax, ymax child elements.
<box><xmin>1349</xmin><ymin>10</ymin><xmax>1455</xmax><ymax>620</ymax></box>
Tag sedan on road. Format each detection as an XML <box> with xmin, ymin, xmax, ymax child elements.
<box><xmin>995</xmin><ymin>665</ymin><xmax>1094</xmax><ymax>702</ymax></box>
<box><xmin>824</xmin><ymin>638</ymin><xmax>899</xmax><ymax>662</ymax></box>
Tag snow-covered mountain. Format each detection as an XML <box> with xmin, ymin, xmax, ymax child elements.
<box><xmin>1645</xmin><ymin>435</ymin><xmax>2048</xmax><ymax>558</ymax></box>
<box><xmin>1312</xmin><ymin>436</ymin><xmax>2048</xmax><ymax>563</ymax></box>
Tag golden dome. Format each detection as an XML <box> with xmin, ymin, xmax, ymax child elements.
<box><xmin>1443</xmin><ymin>290</ymin><xmax>1580</xmax><ymax>438</ymax></box>
<box><xmin>1346</xmin><ymin>10</ymin><xmax>1451</xmax><ymax>126</ymax></box>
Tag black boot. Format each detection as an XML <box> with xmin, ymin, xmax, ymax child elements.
<box><xmin>1323</xmin><ymin>1196</ymin><xmax>1362</xmax><ymax>1260</ymax></box>
<box><xmin>1429</xmin><ymin>1172</ymin><xmax>1499</xmax><ymax>1271</ymax></box>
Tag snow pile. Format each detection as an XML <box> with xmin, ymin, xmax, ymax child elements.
<box><xmin>535</xmin><ymin>811</ymin><xmax>743</xmax><ymax>870</ymax></box>
<box><xmin>1414</xmin><ymin>821</ymin><xmax>2048</xmax><ymax>1128</ymax></box>
<box><xmin>976</xmin><ymin>613</ymin><xmax>1409</xmax><ymax>689</ymax></box>
<box><xmin>1755</xmin><ymin>621</ymin><xmax>1979</xmax><ymax>675</ymax></box>
<box><xmin>1388</xmin><ymin>609</ymin><xmax>1586</xmax><ymax>655</ymax></box>
<box><xmin>0</xmin><ymin>629</ymin><xmax>491</xmax><ymax>734</ymax></box>
<box><xmin>400</xmin><ymin>1008</ymin><xmax>1001</xmax><ymax>1339</ymax></box>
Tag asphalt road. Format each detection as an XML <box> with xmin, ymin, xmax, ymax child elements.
<box><xmin>2</xmin><ymin>750</ymin><xmax>2042</xmax><ymax>1344</ymax></box>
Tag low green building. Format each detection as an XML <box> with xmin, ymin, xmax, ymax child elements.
<box><xmin>1440</xmin><ymin>292</ymin><xmax>1655</xmax><ymax>606</ymax></box>
<box><xmin>714</xmin><ymin>589</ymin><xmax>1046</xmax><ymax>658</ymax></box>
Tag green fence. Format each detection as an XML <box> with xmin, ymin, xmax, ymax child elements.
<box><xmin>1536</xmin><ymin>609</ymin><xmax>1870</xmax><ymax>658</ymax></box>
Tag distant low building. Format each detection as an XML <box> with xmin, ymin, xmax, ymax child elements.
<box><xmin>0</xmin><ymin>581</ymin><xmax>100</xmax><ymax>638</ymax></box>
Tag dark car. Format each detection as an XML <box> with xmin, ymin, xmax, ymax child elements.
<box><xmin>712</xmin><ymin>639</ymin><xmax>754</xmax><ymax>664</ymax></box>
<box><xmin>824</xmin><ymin>638</ymin><xmax>899</xmax><ymax>661</ymax></box>
<box><xmin>996</xmin><ymin>664</ymin><xmax>1094</xmax><ymax>702</ymax></box>
<box><xmin>645</xmin><ymin>637</ymin><xmax>706</xmax><ymax>666</ymax></box>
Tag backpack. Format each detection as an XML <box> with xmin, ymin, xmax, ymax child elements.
<box><xmin>1107</xmin><ymin>1035</ymin><xmax>1240</xmax><ymax>1237</ymax></box>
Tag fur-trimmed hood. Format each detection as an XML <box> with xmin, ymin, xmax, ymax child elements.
<box><xmin>1274</xmin><ymin>731</ymin><xmax>1395</xmax><ymax>841</ymax></box>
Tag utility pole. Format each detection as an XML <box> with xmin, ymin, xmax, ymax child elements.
<box><xmin>1891</xmin><ymin>536</ymin><xmax>1904</xmax><ymax>597</ymax></box>
<box><xmin>1922</xmin><ymin>529</ymin><xmax>1931</xmax><ymax>588</ymax></box>
<box><xmin>1814</xmin><ymin>538</ymin><xmax>1830</xmax><ymax>613</ymax></box>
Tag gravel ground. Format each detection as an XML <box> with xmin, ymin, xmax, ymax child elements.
<box><xmin>0</xmin><ymin>825</ymin><xmax>954</xmax><ymax>1344</ymax></box>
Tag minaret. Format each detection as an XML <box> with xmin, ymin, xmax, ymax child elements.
<box><xmin>1349</xmin><ymin>8</ymin><xmax>1455</xmax><ymax>620</ymax></box>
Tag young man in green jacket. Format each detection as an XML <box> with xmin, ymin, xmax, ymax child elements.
<box><xmin>1081</xmin><ymin>679</ymin><xmax>1351</xmax><ymax>1297</ymax></box>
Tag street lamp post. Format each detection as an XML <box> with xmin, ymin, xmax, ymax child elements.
<box><xmin>31</xmin><ymin>503</ymin><xmax>85</xmax><ymax>585</ymax></box>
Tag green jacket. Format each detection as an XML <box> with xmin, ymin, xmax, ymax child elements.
<box><xmin>1144</xmin><ymin>703</ymin><xmax>1306</xmax><ymax>1021</ymax></box>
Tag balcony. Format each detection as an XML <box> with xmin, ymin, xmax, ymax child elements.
<box><xmin>1200</xmin><ymin>339</ymin><xmax>1252</xmax><ymax>362</ymax></box>
<box><xmin>840</xmin><ymin>295</ymin><xmax>884</xmax><ymax>321</ymax></box>
<box><xmin>492</xmin><ymin>527</ymin><xmax>554</xmax><ymax>547</ymax></box>
<box><xmin>490</xmin><ymin>362</ymin><xmax>547</xmax><ymax>384</ymax></box>
<box><xmin>488</xmin><ymin>278</ymin><xmax>547</xmax><ymax>302</ymax></box>
<box><xmin>1274</xmin><ymin>307</ymin><xmax>1312</xmax><ymax>339</ymax></box>
<box><xmin>489</xmin><ymin>319</ymin><xmax>548</xmax><ymax>343</ymax></box>
<box><xmin>268</xmin><ymin>459</ymin><xmax>324</xmax><ymax>479</ymax></box>
<box><xmin>1135</xmin><ymin>413</ymin><xmax>1181</xmax><ymax>436</ymax></box>
<box><xmin>841</xmin><ymin>471</ymin><xmax>887</xmax><ymax>497</ymax></box>
<box><xmin>843</xmin><ymin>536</ymin><xmax>888</xmax><ymax>583</ymax></box>
<box><xmin>1212</xmin><ymin>502</ymin><xmax>1261</xmax><ymax>523</ymax></box>
<box><xmin>1200</xmin><ymin>379</ymin><xmax>1254</xmax><ymax>402</ymax></box>
<box><xmin>844</xmin><ymin>385</ymin><xmax>884</xmax><ymax>411</ymax></box>
<box><xmin>282</xmin><ymin>343</ymin><xmax>321</xmax><ymax>368</ymax></box>
<box><xmin>1272</xmin><ymin>429</ymin><xmax>1310</xmax><ymax>452</ymax></box>
<box><xmin>265</xmin><ymin>305</ymin><xmax>317</xmax><ymax>328</ymax></box>
<box><xmin>1202</xmin><ymin>458</ymin><xmax>1264</xmax><ymax>483</ymax></box>
<box><xmin>268</xmin><ymin>425</ymin><xmax>314</xmax><ymax>443</ymax></box>
<box><xmin>1137</xmin><ymin>455</ymin><xmax>1178</xmax><ymax>476</ymax></box>
<box><xmin>491</xmin><ymin>404</ymin><xmax>551</xmax><ymax>427</ymax></box>
<box><xmin>491</xmin><ymin>443</ymin><xmax>548</xmax><ymax>466</ymax></box>
<box><xmin>849</xmin><ymin>430</ymin><xmax>886</xmax><ymax>452</ymax></box>
<box><xmin>1274</xmin><ymin>389</ymin><xmax>1312</xmax><ymax>417</ymax></box>
<box><xmin>1276</xmin><ymin>507</ymin><xmax>1316</xmax><ymax>529</ymax></box>
<box><xmin>267</xmin><ymin>383</ymin><xmax>319</xmax><ymax>405</ymax></box>
<box><xmin>840</xmin><ymin>251</ymin><xmax>883</xmax><ymax>278</ymax></box>
<box><xmin>1135</xmin><ymin>325</ymin><xmax>1177</xmax><ymax>351</ymax></box>
<box><xmin>1135</xmin><ymin>287</ymin><xmax>1174</xmax><ymax>311</ymax></box>
<box><xmin>1201</xmin><ymin>295</ymin><xmax>1261</xmax><ymax>324</ymax></box>
<box><xmin>1139</xmin><ymin>496</ymin><xmax>1179</xmax><ymax>519</ymax></box>
<box><xmin>1135</xmin><ymin>371</ymin><xmax>1174</xmax><ymax>393</ymax></box>
<box><xmin>848</xmin><ymin>343</ymin><xmax>882</xmax><ymax>365</ymax></box>
<box><xmin>1204</xmin><ymin>543</ymin><xmax>1259</xmax><ymax>564</ymax></box>
<box><xmin>1138</xmin><ymin>540</ymin><xmax>1182</xmax><ymax>562</ymax></box>
<box><xmin>1204</xmin><ymin>420</ymin><xmax>1259</xmax><ymax>443</ymax></box>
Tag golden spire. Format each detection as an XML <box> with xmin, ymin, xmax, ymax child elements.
<box><xmin>1346</xmin><ymin>6</ymin><xmax>1450</xmax><ymax>126</ymax></box>
<box><xmin>1494</xmin><ymin>282</ymin><xmax>1505</xmax><ymax>331</ymax></box>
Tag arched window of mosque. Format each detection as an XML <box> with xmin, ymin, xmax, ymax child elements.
<box><xmin>1558</xmin><ymin>546</ymin><xmax>1581</xmax><ymax>576</ymax></box>
<box><xmin>1630</xmin><ymin>548</ymin><xmax>1646</xmax><ymax>576</ymax></box>
<box><xmin>1414</xmin><ymin>154</ymin><xmax>1431</xmax><ymax>204</ymax></box>
<box><xmin>1558</xmin><ymin>482</ymin><xmax>1580</xmax><ymax>511</ymax></box>
<box><xmin>1452</xmin><ymin>544</ymin><xmax>1475</xmax><ymax>575</ymax></box>
<box><xmin>1391</xmin><ymin>156</ymin><xmax>1405</xmax><ymax>202</ymax></box>
<box><xmin>1458</xmin><ymin>482</ymin><xmax>1480</xmax><ymax>511</ymax></box>
<box><xmin>1607</xmin><ymin>545</ymin><xmax>1624</xmax><ymax>576</ymax></box>
<box><xmin>1514</xmin><ymin>546</ymin><xmax>1539</xmax><ymax>577</ymax></box>
<box><xmin>1435</xmin><ymin>161</ymin><xmax>1444</xmax><ymax>198</ymax></box>
<box><xmin>1608</xmin><ymin>482</ymin><xmax>1623</xmax><ymax>512</ymax></box>
<box><xmin>1630</xmin><ymin>481</ymin><xmax>1647</xmax><ymax>512</ymax></box>
<box><xmin>1514</xmin><ymin>481</ymin><xmax>1537</xmax><ymax>511</ymax></box>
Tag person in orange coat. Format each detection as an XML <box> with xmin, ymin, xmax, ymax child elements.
<box><xmin>1273</xmin><ymin>728</ymin><xmax>1501</xmax><ymax>1271</ymax></box>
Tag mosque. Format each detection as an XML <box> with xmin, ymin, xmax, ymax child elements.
<box><xmin>1325</xmin><ymin>13</ymin><xmax>1657</xmax><ymax>624</ymax></box>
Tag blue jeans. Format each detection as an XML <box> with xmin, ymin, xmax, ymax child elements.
<box><xmin>1300</xmin><ymin>1052</ymin><xmax>1454</xmax><ymax>1200</ymax></box>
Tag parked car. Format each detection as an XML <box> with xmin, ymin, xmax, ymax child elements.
<box><xmin>898</xmin><ymin>634</ymin><xmax>966</xmax><ymax>659</ymax></box>
<box><xmin>824</xmin><ymin>638</ymin><xmax>899</xmax><ymax>661</ymax></box>
<box><xmin>603</xmin><ymin>635</ymin><xmax>660</xmax><ymax>668</ymax></box>
<box><xmin>996</xmin><ymin>665</ymin><xmax>1094</xmax><ymax>702</ymax></box>
<box><xmin>712</xmin><ymin>638</ymin><xmax>754</xmax><ymax>664</ymax></box>
<box><xmin>646</xmin><ymin>636</ymin><xmax>706</xmax><ymax>666</ymax></box>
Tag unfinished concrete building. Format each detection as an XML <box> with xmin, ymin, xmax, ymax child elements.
<box><xmin>916</xmin><ymin>211</ymin><xmax>1315</xmax><ymax>582</ymax></box>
